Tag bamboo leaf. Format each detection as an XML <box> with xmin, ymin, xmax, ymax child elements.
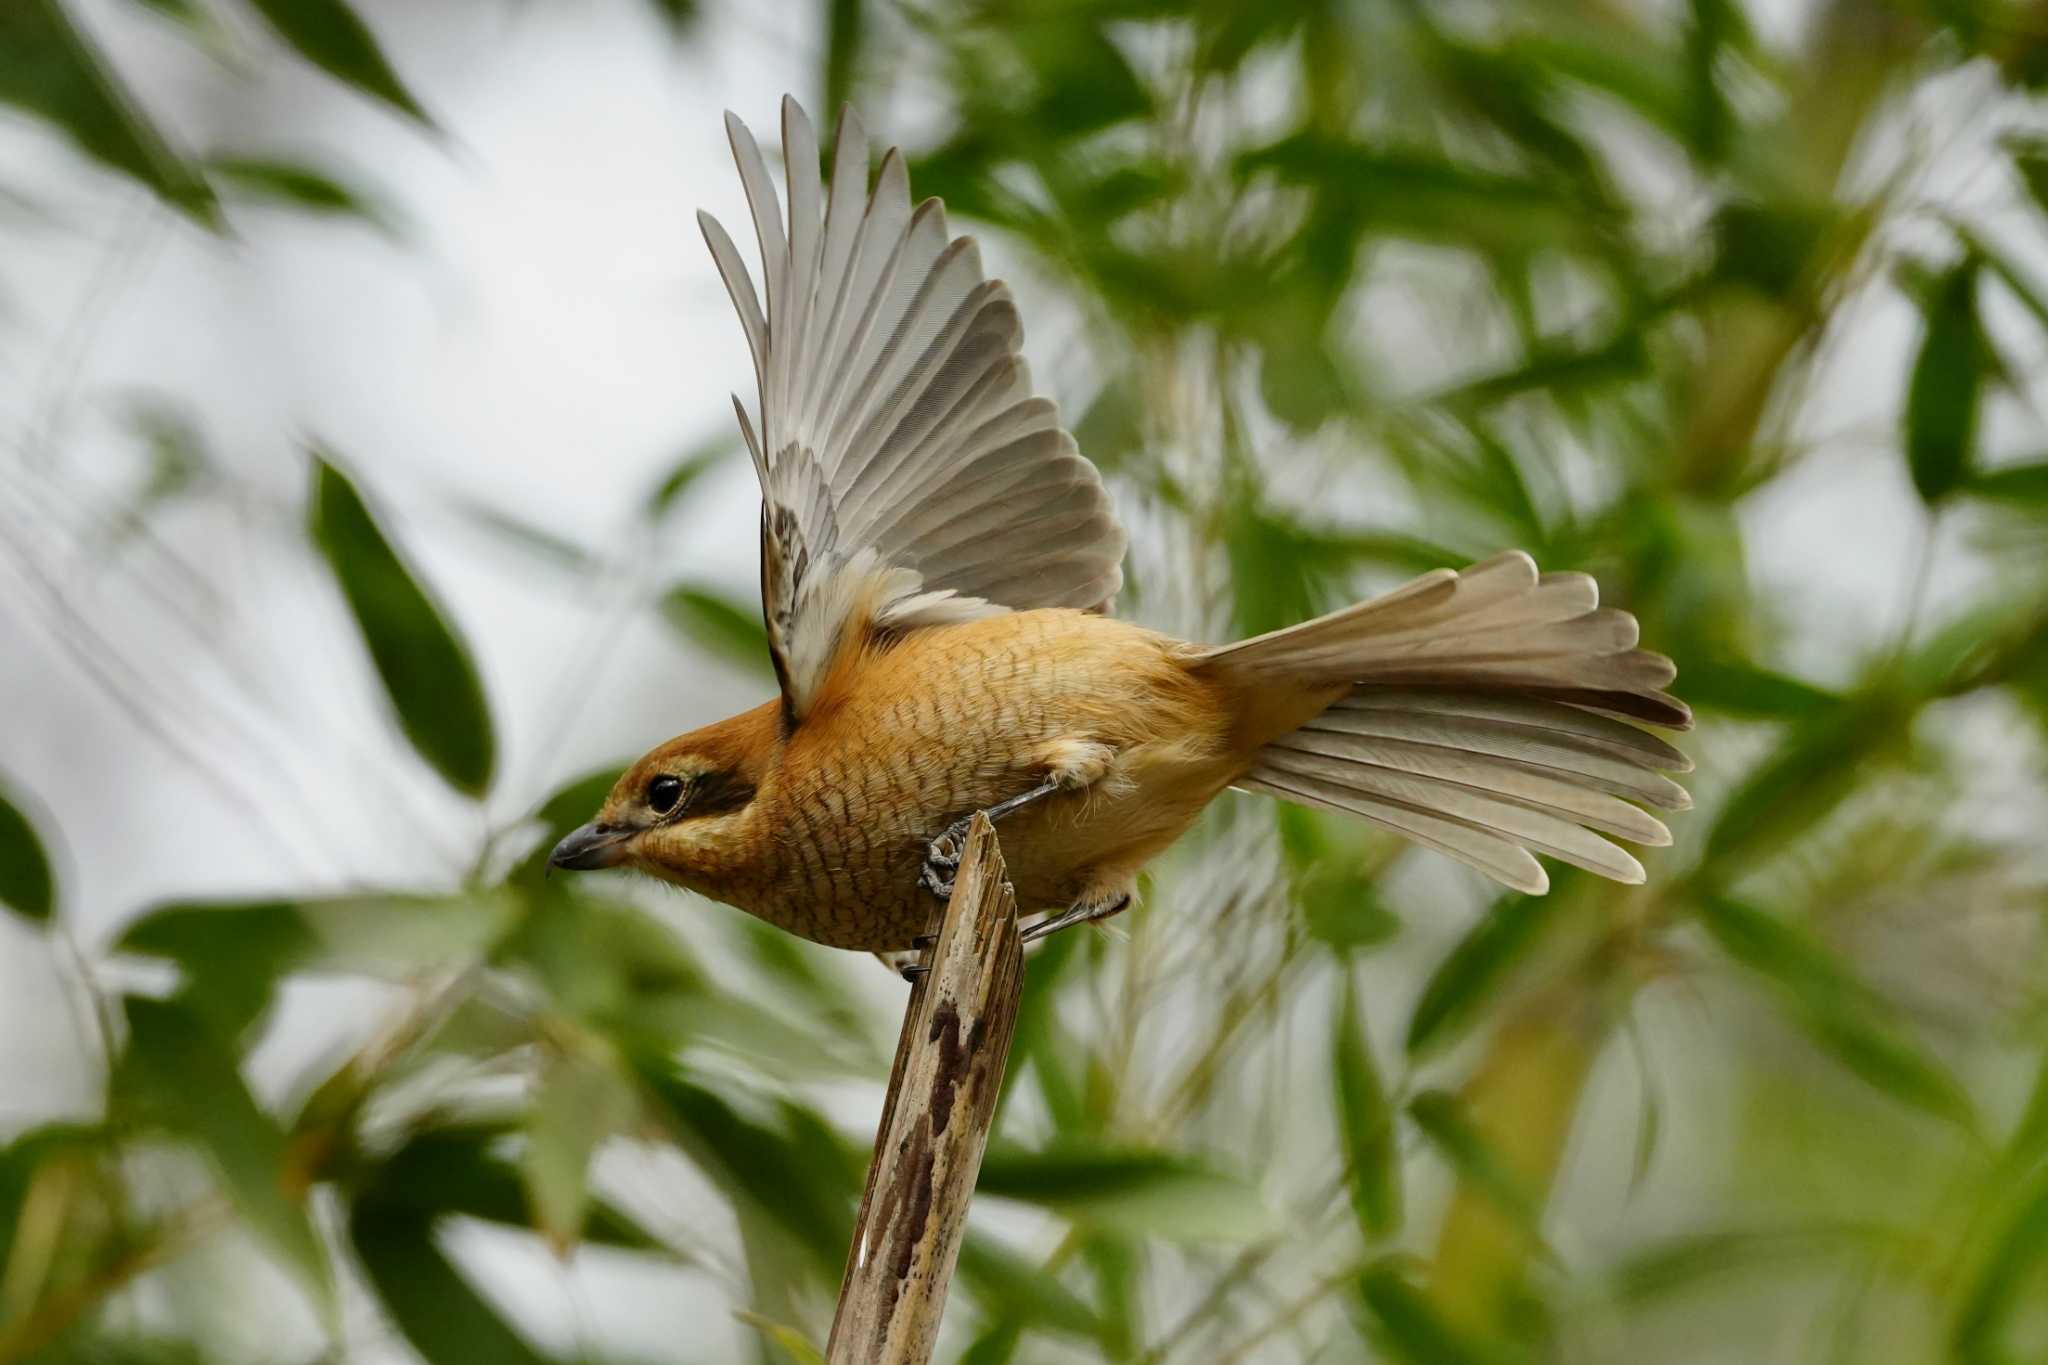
<box><xmin>955</xmin><ymin>1233</ymin><xmax>1107</xmax><ymax>1343</ymax></box>
<box><xmin>309</xmin><ymin>453</ymin><xmax>497</xmax><ymax>796</ymax></box>
<box><xmin>244</xmin><ymin>0</ymin><xmax>431</xmax><ymax>126</ymax></box>
<box><xmin>1702</xmin><ymin>698</ymin><xmax>1889</xmax><ymax>868</ymax></box>
<box><xmin>1903</xmin><ymin>254</ymin><xmax>1984</xmax><ymax>504</ymax></box>
<box><xmin>1677</xmin><ymin>658</ymin><xmax>1840</xmax><ymax>718</ymax></box>
<box><xmin>642</xmin><ymin>0</ymin><xmax>698</xmax><ymax>34</ymax></box>
<box><xmin>1698</xmin><ymin>897</ymin><xmax>1976</xmax><ymax>1128</ymax></box>
<box><xmin>510</xmin><ymin>764</ymin><xmax>627</xmax><ymax>883</ymax></box>
<box><xmin>120</xmin><ymin>997</ymin><xmax>332</xmax><ymax>1310</ymax></box>
<box><xmin>1407</xmin><ymin>1090</ymin><xmax>1544</xmax><ymax>1236</ymax></box>
<box><xmin>0</xmin><ymin>0</ymin><xmax>218</xmax><ymax>224</ymax></box>
<box><xmin>1611</xmin><ymin>1225</ymin><xmax>1882</xmax><ymax>1303</ymax></box>
<box><xmin>365</xmin><ymin>1123</ymin><xmax>662</xmax><ymax>1250</ymax></box>
<box><xmin>348</xmin><ymin>1200</ymin><xmax>554</xmax><ymax>1365</ymax></box>
<box><xmin>643</xmin><ymin>436</ymin><xmax>733</xmax><ymax>520</ymax></box>
<box><xmin>976</xmin><ymin>1145</ymin><xmax>1271</xmax><ymax>1241</ymax></box>
<box><xmin>206</xmin><ymin>155</ymin><xmax>390</xmax><ymax>230</ymax></box>
<box><xmin>1952</xmin><ymin>1166</ymin><xmax>2048</xmax><ymax>1363</ymax></box>
<box><xmin>1405</xmin><ymin>894</ymin><xmax>1560</xmax><ymax>1056</ymax></box>
<box><xmin>823</xmin><ymin>0</ymin><xmax>864</xmax><ymax>117</ymax></box>
<box><xmin>1963</xmin><ymin>460</ymin><xmax>2048</xmax><ymax>506</ymax></box>
<box><xmin>659</xmin><ymin>582</ymin><xmax>773</xmax><ymax>675</ymax></box>
<box><xmin>1333</xmin><ymin>974</ymin><xmax>1401</xmax><ymax>1239</ymax></box>
<box><xmin>1355</xmin><ymin>1258</ymin><xmax>1499</xmax><ymax>1365</ymax></box>
<box><xmin>638</xmin><ymin>1068</ymin><xmax>852</xmax><ymax>1272</ymax></box>
<box><xmin>454</xmin><ymin>498</ymin><xmax>595</xmax><ymax>575</ymax></box>
<box><xmin>119</xmin><ymin>892</ymin><xmax>519</xmax><ymax>1040</ymax></box>
<box><xmin>0</xmin><ymin>780</ymin><xmax>56</xmax><ymax>924</ymax></box>
<box><xmin>522</xmin><ymin>1038</ymin><xmax>637</xmax><ymax>1254</ymax></box>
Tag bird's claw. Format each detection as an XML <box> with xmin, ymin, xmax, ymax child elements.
<box><xmin>1022</xmin><ymin>894</ymin><xmax>1132</xmax><ymax>943</ymax></box>
<box><xmin>896</xmin><ymin>933</ymin><xmax>939</xmax><ymax>983</ymax></box>
<box><xmin>920</xmin><ymin>819</ymin><xmax>971</xmax><ymax>900</ymax></box>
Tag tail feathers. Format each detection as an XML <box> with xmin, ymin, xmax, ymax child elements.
<box><xmin>1195</xmin><ymin>550</ymin><xmax>1689</xmax><ymax>730</ymax></box>
<box><xmin>1202</xmin><ymin>552</ymin><xmax>1692</xmax><ymax>894</ymax></box>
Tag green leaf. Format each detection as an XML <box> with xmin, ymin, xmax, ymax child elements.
<box><xmin>1355</xmin><ymin>1258</ymin><xmax>1498</xmax><ymax>1365</ymax></box>
<box><xmin>0</xmin><ymin>0</ymin><xmax>218</xmax><ymax>224</ymax></box>
<box><xmin>454</xmin><ymin>498</ymin><xmax>595</xmax><ymax>575</ymax></box>
<box><xmin>1334</xmin><ymin>973</ymin><xmax>1401</xmax><ymax>1240</ymax></box>
<box><xmin>309</xmin><ymin>454</ymin><xmax>497</xmax><ymax>796</ymax></box>
<box><xmin>1701</xmin><ymin>697</ymin><xmax>1891</xmax><ymax>868</ymax></box>
<box><xmin>659</xmin><ymin>582</ymin><xmax>772</xmax><ymax>675</ymax></box>
<box><xmin>0</xmin><ymin>779</ymin><xmax>56</xmax><ymax>924</ymax></box>
<box><xmin>976</xmin><ymin>1145</ymin><xmax>1271</xmax><ymax>1241</ymax></box>
<box><xmin>1610</xmin><ymin>1225</ymin><xmax>1878</xmax><ymax>1303</ymax></box>
<box><xmin>1407</xmin><ymin>1090</ymin><xmax>1544</xmax><ymax>1236</ymax></box>
<box><xmin>130</xmin><ymin>0</ymin><xmax>207</xmax><ymax>22</ymax></box>
<box><xmin>243</xmin><ymin>0</ymin><xmax>431</xmax><ymax>126</ymax></box>
<box><xmin>119</xmin><ymin>996</ymin><xmax>331</xmax><ymax>1310</ymax></box>
<box><xmin>1405</xmin><ymin>893</ymin><xmax>1561</xmax><ymax>1056</ymax></box>
<box><xmin>1677</xmin><ymin>658</ymin><xmax>1840</xmax><ymax>719</ymax></box>
<box><xmin>510</xmin><ymin>764</ymin><xmax>627</xmax><ymax>883</ymax></box>
<box><xmin>642</xmin><ymin>0</ymin><xmax>698</xmax><ymax>34</ymax></box>
<box><xmin>0</xmin><ymin>1124</ymin><xmax>126</xmax><ymax>1299</ymax></box>
<box><xmin>1238</xmin><ymin>134</ymin><xmax>1597</xmax><ymax>256</ymax></box>
<box><xmin>2010</xmin><ymin>136</ymin><xmax>2048</xmax><ymax>219</ymax></box>
<box><xmin>119</xmin><ymin>892</ymin><xmax>520</xmax><ymax>1040</ymax></box>
<box><xmin>503</xmin><ymin>894</ymin><xmax>707</xmax><ymax>1051</ymax></box>
<box><xmin>1903</xmin><ymin>254</ymin><xmax>1984</xmax><ymax>504</ymax></box>
<box><xmin>1711</xmin><ymin>198</ymin><xmax>1832</xmax><ymax>298</ymax></box>
<box><xmin>737</xmin><ymin>1314</ymin><xmax>828</xmax><ymax>1365</ymax></box>
<box><xmin>643</xmin><ymin>436</ymin><xmax>733</xmax><ymax>520</ymax></box>
<box><xmin>1963</xmin><ymin>460</ymin><xmax>2048</xmax><ymax>506</ymax></box>
<box><xmin>638</xmin><ymin>1068</ymin><xmax>853</xmax><ymax>1272</ymax></box>
<box><xmin>1952</xmin><ymin>1166</ymin><xmax>2048</xmax><ymax>1363</ymax></box>
<box><xmin>1019</xmin><ymin>22</ymin><xmax>1150</xmax><ymax>136</ymax></box>
<box><xmin>823</xmin><ymin>0</ymin><xmax>864</xmax><ymax>117</ymax></box>
<box><xmin>206</xmin><ymin>155</ymin><xmax>390</xmax><ymax>230</ymax></box>
<box><xmin>955</xmin><ymin>1233</ymin><xmax>1107</xmax><ymax>1343</ymax></box>
<box><xmin>522</xmin><ymin>1038</ymin><xmax>637</xmax><ymax>1253</ymax></box>
<box><xmin>349</xmin><ymin>1199</ymin><xmax>553</xmax><ymax>1365</ymax></box>
<box><xmin>1698</xmin><ymin>897</ymin><xmax>1975</xmax><ymax>1128</ymax></box>
<box><xmin>365</xmin><ymin>1122</ymin><xmax>662</xmax><ymax>1250</ymax></box>
<box><xmin>2011</xmin><ymin>1053</ymin><xmax>2048</xmax><ymax>1164</ymax></box>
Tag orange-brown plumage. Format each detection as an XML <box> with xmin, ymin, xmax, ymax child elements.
<box><xmin>548</xmin><ymin>98</ymin><xmax>1693</xmax><ymax>953</ymax></box>
<box><xmin>585</xmin><ymin>610</ymin><xmax>1302</xmax><ymax>950</ymax></box>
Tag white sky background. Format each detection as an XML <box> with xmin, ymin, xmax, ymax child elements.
<box><xmin>3</xmin><ymin>0</ymin><xmax>2045</xmax><ymax>1359</ymax></box>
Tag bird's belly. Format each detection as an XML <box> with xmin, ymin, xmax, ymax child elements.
<box><xmin>730</xmin><ymin>612</ymin><xmax>1239</xmax><ymax>951</ymax></box>
<box><xmin>751</xmin><ymin>736</ymin><xmax>1237</xmax><ymax>951</ymax></box>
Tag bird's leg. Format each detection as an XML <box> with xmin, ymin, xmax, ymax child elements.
<box><xmin>1022</xmin><ymin>892</ymin><xmax>1132</xmax><ymax>944</ymax></box>
<box><xmin>919</xmin><ymin>776</ymin><xmax>1064</xmax><ymax>899</ymax></box>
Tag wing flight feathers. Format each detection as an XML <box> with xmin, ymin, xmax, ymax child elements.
<box><xmin>702</xmin><ymin>96</ymin><xmax>1126</xmax><ymax>720</ymax></box>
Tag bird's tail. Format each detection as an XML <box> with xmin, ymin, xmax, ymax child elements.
<box><xmin>1189</xmin><ymin>551</ymin><xmax>1692</xmax><ymax>894</ymax></box>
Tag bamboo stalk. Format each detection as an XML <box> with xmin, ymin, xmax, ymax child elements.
<box><xmin>827</xmin><ymin>813</ymin><xmax>1024</xmax><ymax>1363</ymax></box>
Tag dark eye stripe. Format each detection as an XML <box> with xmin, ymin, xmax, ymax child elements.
<box><xmin>685</xmin><ymin>770</ymin><xmax>756</xmax><ymax>816</ymax></box>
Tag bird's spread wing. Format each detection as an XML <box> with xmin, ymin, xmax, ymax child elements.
<box><xmin>701</xmin><ymin>96</ymin><xmax>1127</xmax><ymax>722</ymax></box>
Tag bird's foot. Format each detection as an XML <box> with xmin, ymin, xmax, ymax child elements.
<box><xmin>1022</xmin><ymin>893</ymin><xmax>1132</xmax><ymax>944</ymax></box>
<box><xmin>894</xmin><ymin>932</ymin><xmax>940</xmax><ymax>983</ymax></box>
<box><xmin>919</xmin><ymin>818</ymin><xmax>973</xmax><ymax>900</ymax></box>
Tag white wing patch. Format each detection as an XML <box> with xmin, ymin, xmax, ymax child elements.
<box><xmin>702</xmin><ymin>97</ymin><xmax>1128</xmax><ymax>721</ymax></box>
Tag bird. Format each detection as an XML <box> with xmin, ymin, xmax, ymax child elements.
<box><xmin>548</xmin><ymin>96</ymin><xmax>1692</xmax><ymax>956</ymax></box>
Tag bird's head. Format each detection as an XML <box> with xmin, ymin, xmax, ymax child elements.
<box><xmin>548</xmin><ymin>700</ymin><xmax>780</xmax><ymax>890</ymax></box>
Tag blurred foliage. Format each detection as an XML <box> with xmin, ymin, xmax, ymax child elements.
<box><xmin>5</xmin><ymin>0</ymin><xmax>2048</xmax><ymax>1362</ymax></box>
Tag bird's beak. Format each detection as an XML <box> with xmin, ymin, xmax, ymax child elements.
<box><xmin>549</xmin><ymin>822</ymin><xmax>629</xmax><ymax>871</ymax></box>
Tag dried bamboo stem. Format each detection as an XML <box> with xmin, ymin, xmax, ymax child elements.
<box><xmin>827</xmin><ymin>813</ymin><xmax>1023</xmax><ymax>1363</ymax></box>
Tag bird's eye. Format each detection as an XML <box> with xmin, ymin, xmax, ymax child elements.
<box><xmin>647</xmin><ymin>774</ymin><xmax>686</xmax><ymax>815</ymax></box>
